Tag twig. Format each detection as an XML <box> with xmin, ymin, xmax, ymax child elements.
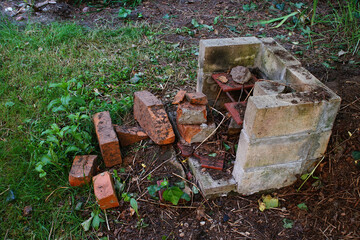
<box><xmin>0</xmin><ymin>187</ymin><xmax>10</xmax><ymax>196</ymax></box>
<box><xmin>140</xmin><ymin>158</ymin><xmax>172</xmax><ymax>182</ymax></box>
<box><xmin>45</xmin><ymin>187</ymin><xmax>69</xmax><ymax>202</ymax></box>
<box><xmin>244</xmin><ymin>86</ymin><xmax>254</xmax><ymax>102</ymax></box>
<box><xmin>340</xmin><ymin>97</ymin><xmax>360</xmax><ymax>110</ymax></box>
<box><xmin>213</xmin><ymin>88</ymin><xmax>222</xmax><ymax>108</ymax></box>
<box><xmin>172</xmin><ymin>173</ymin><xmax>213</xmax><ymax>211</ymax></box>
<box><xmin>195</xmin><ymin>107</ymin><xmax>228</xmax><ymax>151</ymax></box>
<box><xmin>104</xmin><ymin>209</ymin><xmax>110</xmax><ymax>231</ymax></box>
<box><xmin>137</xmin><ymin>198</ymin><xmax>197</xmax><ymax>208</ymax></box>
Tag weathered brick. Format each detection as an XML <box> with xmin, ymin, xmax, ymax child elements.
<box><xmin>172</xmin><ymin>90</ymin><xmax>186</xmax><ymax>105</ymax></box>
<box><xmin>93</xmin><ymin>111</ymin><xmax>122</xmax><ymax>167</ymax></box>
<box><xmin>177</xmin><ymin>102</ymin><xmax>207</xmax><ymax>125</ymax></box>
<box><xmin>193</xmin><ymin>152</ymin><xmax>224</xmax><ymax>170</ymax></box>
<box><xmin>177</xmin><ymin>142</ymin><xmax>194</xmax><ymax>157</ymax></box>
<box><xmin>134</xmin><ymin>91</ymin><xmax>175</xmax><ymax>145</ymax></box>
<box><xmin>177</xmin><ymin>122</ymin><xmax>216</xmax><ymax>143</ymax></box>
<box><xmin>93</xmin><ymin>171</ymin><xmax>119</xmax><ymax>209</ymax></box>
<box><xmin>113</xmin><ymin>125</ymin><xmax>148</xmax><ymax>147</ymax></box>
<box><xmin>185</xmin><ymin>92</ymin><xmax>208</xmax><ymax>105</ymax></box>
<box><xmin>69</xmin><ymin>155</ymin><xmax>98</xmax><ymax>187</ymax></box>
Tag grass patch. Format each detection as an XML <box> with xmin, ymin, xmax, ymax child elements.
<box><xmin>0</xmin><ymin>17</ymin><xmax>197</xmax><ymax>238</ymax></box>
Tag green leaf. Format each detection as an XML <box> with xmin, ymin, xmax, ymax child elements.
<box><xmin>81</xmin><ymin>216</ymin><xmax>93</xmax><ymax>231</ymax></box>
<box><xmin>214</xmin><ymin>16</ymin><xmax>220</xmax><ymax>24</ymax></box>
<box><xmin>122</xmin><ymin>192</ymin><xmax>131</xmax><ymax>202</ymax></box>
<box><xmin>192</xmin><ymin>185</ymin><xmax>199</xmax><ymax>194</ymax></box>
<box><xmin>223</xmin><ymin>143</ymin><xmax>231</xmax><ymax>151</ymax></box>
<box><xmin>300</xmin><ymin>173</ymin><xmax>309</xmax><ymax>180</ymax></box>
<box><xmin>60</xmin><ymin>95</ymin><xmax>72</xmax><ymax>106</ymax></box>
<box><xmin>52</xmin><ymin>105</ymin><xmax>67</xmax><ymax>112</ymax></box>
<box><xmin>92</xmin><ymin>212</ymin><xmax>105</xmax><ymax>230</ymax></box>
<box><xmin>114</xmin><ymin>178</ymin><xmax>125</xmax><ymax>193</ymax></box>
<box><xmin>261</xmin><ymin>195</ymin><xmax>279</xmax><ymax>209</ymax></box>
<box><xmin>5</xmin><ymin>101</ymin><xmax>15</xmax><ymax>107</ymax></box>
<box><xmin>147</xmin><ymin>185</ymin><xmax>161</xmax><ymax>198</ymax></box>
<box><xmin>118</xmin><ymin>8</ymin><xmax>131</xmax><ymax>18</ymax></box>
<box><xmin>163</xmin><ymin>14</ymin><xmax>170</xmax><ymax>19</ymax></box>
<box><xmin>180</xmin><ymin>192</ymin><xmax>190</xmax><ymax>201</ymax></box>
<box><xmin>191</xmin><ymin>19</ymin><xmax>199</xmax><ymax>28</ymax></box>
<box><xmin>208</xmin><ymin>153</ymin><xmax>217</xmax><ymax>157</ymax></box>
<box><xmin>160</xmin><ymin>180</ymin><xmax>169</xmax><ymax>188</ymax></box>
<box><xmin>352</xmin><ymin>151</ymin><xmax>360</xmax><ymax>160</ymax></box>
<box><xmin>65</xmin><ymin>146</ymin><xmax>80</xmax><ymax>154</ymax></box>
<box><xmin>283</xmin><ymin>218</ymin><xmax>294</xmax><ymax>229</ymax></box>
<box><xmin>175</xmin><ymin>181</ymin><xmax>185</xmax><ymax>189</ymax></box>
<box><xmin>163</xmin><ymin>186</ymin><xmax>183</xmax><ymax>205</ymax></box>
<box><xmin>130</xmin><ymin>198</ymin><xmax>139</xmax><ymax>216</ymax></box>
<box><xmin>297</xmin><ymin>203</ymin><xmax>308</xmax><ymax>211</ymax></box>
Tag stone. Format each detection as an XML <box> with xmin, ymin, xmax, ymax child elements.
<box><xmin>172</xmin><ymin>90</ymin><xmax>187</xmax><ymax>104</ymax></box>
<box><xmin>93</xmin><ymin>111</ymin><xmax>122</xmax><ymax>167</ymax></box>
<box><xmin>185</xmin><ymin>92</ymin><xmax>208</xmax><ymax>105</ymax></box>
<box><xmin>113</xmin><ymin>125</ymin><xmax>148</xmax><ymax>147</ymax></box>
<box><xmin>177</xmin><ymin>122</ymin><xmax>216</xmax><ymax>143</ymax></box>
<box><xmin>188</xmin><ymin>157</ymin><xmax>236</xmax><ymax>198</ymax></box>
<box><xmin>134</xmin><ymin>91</ymin><xmax>175</xmax><ymax>145</ymax></box>
<box><xmin>93</xmin><ymin>171</ymin><xmax>119</xmax><ymax>209</ymax></box>
<box><xmin>69</xmin><ymin>155</ymin><xmax>98</xmax><ymax>187</ymax></box>
<box><xmin>230</xmin><ymin>66</ymin><xmax>251</xmax><ymax>84</ymax></box>
<box><xmin>177</xmin><ymin>102</ymin><xmax>207</xmax><ymax>125</ymax></box>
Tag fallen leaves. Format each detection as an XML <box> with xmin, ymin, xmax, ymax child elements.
<box><xmin>258</xmin><ymin>194</ymin><xmax>279</xmax><ymax>211</ymax></box>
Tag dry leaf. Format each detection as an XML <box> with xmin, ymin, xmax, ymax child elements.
<box><xmin>196</xmin><ymin>207</ymin><xmax>206</xmax><ymax>220</ymax></box>
<box><xmin>129</xmin><ymin>207</ymin><xmax>135</xmax><ymax>216</ymax></box>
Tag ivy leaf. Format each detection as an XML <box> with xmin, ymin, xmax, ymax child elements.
<box><xmin>258</xmin><ymin>195</ymin><xmax>279</xmax><ymax>211</ymax></box>
<box><xmin>147</xmin><ymin>185</ymin><xmax>160</xmax><ymax>198</ymax></box>
<box><xmin>283</xmin><ymin>218</ymin><xmax>294</xmax><ymax>229</ymax></box>
<box><xmin>192</xmin><ymin>185</ymin><xmax>199</xmax><ymax>194</ymax></box>
<box><xmin>297</xmin><ymin>203</ymin><xmax>308</xmax><ymax>211</ymax></box>
<box><xmin>163</xmin><ymin>186</ymin><xmax>184</xmax><ymax>205</ymax></box>
<box><xmin>181</xmin><ymin>192</ymin><xmax>191</xmax><ymax>201</ymax></box>
<box><xmin>175</xmin><ymin>181</ymin><xmax>185</xmax><ymax>189</ymax></box>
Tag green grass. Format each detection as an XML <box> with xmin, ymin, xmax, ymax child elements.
<box><xmin>0</xmin><ymin>17</ymin><xmax>197</xmax><ymax>238</ymax></box>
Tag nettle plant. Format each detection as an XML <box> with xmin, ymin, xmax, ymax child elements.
<box><xmin>147</xmin><ymin>179</ymin><xmax>190</xmax><ymax>205</ymax></box>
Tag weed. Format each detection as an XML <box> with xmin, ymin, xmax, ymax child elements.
<box><xmin>147</xmin><ymin>179</ymin><xmax>190</xmax><ymax>205</ymax></box>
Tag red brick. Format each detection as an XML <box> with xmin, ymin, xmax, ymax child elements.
<box><xmin>93</xmin><ymin>111</ymin><xmax>122</xmax><ymax>167</ymax></box>
<box><xmin>113</xmin><ymin>125</ymin><xmax>148</xmax><ymax>147</ymax></box>
<box><xmin>185</xmin><ymin>92</ymin><xmax>208</xmax><ymax>105</ymax></box>
<box><xmin>93</xmin><ymin>171</ymin><xmax>119</xmax><ymax>210</ymax></box>
<box><xmin>176</xmin><ymin>102</ymin><xmax>207</xmax><ymax>125</ymax></box>
<box><xmin>172</xmin><ymin>90</ymin><xmax>186</xmax><ymax>104</ymax></box>
<box><xmin>177</xmin><ymin>142</ymin><xmax>194</xmax><ymax>157</ymax></box>
<box><xmin>134</xmin><ymin>91</ymin><xmax>175</xmax><ymax>145</ymax></box>
<box><xmin>177</xmin><ymin>122</ymin><xmax>216</xmax><ymax>143</ymax></box>
<box><xmin>193</xmin><ymin>153</ymin><xmax>224</xmax><ymax>170</ymax></box>
<box><xmin>69</xmin><ymin>155</ymin><xmax>98</xmax><ymax>187</ymax></box>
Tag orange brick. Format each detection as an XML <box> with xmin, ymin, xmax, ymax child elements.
<box><xmin>113</xmin><ymin>125</ymin><xmax>148</xmax><ymax>147</ymax></box>
<box><xmin>93</xmin><ymin>111</ymin><xmax>122</xmax><ymax>167</ymax></box>
<box><xmin>172</xmin><ymin>90</ymin><xmax>186</xmax><ymax>104</ymax></box>
<box><xmin>177</xmin><ymin>122</ymin><xmax>216</xmax><ymax>144</ymax></box>
<box><xmin>134</xmin><ymin>91</ymin><xmax>175</xmax><ymax>145</ymax></box>
<box><xmin>69</xmin><ymin>155</ymin><xmax>98</xmax><ymax>187</ymax></box>
<box><xmin>93</xmin><ymin>171</ymin><xmax>119</xmax><ymax>210</ymax></box>
<box><xmin>176</xmin><ymin>102</ymin><xmax>207</xmax><ymax>125</ymax></box>
<box><xmin>185</xmin><ymin>92</ymin><xmax>208</xmax><ymax>105</ymax></box>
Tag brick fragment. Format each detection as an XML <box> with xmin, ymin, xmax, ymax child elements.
<box><xmin>177</xmin><ymin>122</ymin><xmax>216</xmax><ymax>143</ymax></box>
<box><xmin>134</xmin><ymin>91</ymin><xmax>175</xmax><ymax>145</ymax></box>
<box><xmin>93</xmin><ymin>111</ymin><xmax>122</xmax><ymax>167</ymax></box>
<box><xmin>185</xmin><ymin>92</ymin><xmax>208</xmax><ymax>105</ymax></box>
<box><xmin>177</xmin><ymin>102</ymin><xmax>207</xmax><ymax>125</ymax></box>
<box><xmin>177</xmin><ymin>142</ymin><xmax>194</xmax><ymax>157</ymax></box>
<box><xmin>194</xmin><ymin>152</ymin><xmax>224</xmax><ymax>170</ymax></box>
<box><xmin>113</xmin><ymin>125</ymin><xmax>148</xmax><ymax>147</ymax></box>
<box><xmin>172</xmin><ymin>90</ymin><xmax>186</xmax><ymax>104</ymax></box>
<box><xmin>93</xmin><ymin>171</ymin><xmax>119</xmax><ymax>209</ymax></box>
<box><xmin>69</xmin><ymin>155</ymin><xmax>98</xmax><ymax>187</ymax></box>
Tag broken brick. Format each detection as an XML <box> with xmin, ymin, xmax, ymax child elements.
<box><xmin>113</xmin><ymin>125</ymin><xmax>148</xmax><ymax>147</ymax></box>
<box><xmin>69</xmin><ymin>155</ymin><xmax>98</xmax><ymax>187</ymax></box>
<box><xmin>185</xmin><ymin>92</ymin><xmax>208</xmax><ymax>105</ymax></box>
<box><xmin>172</xmin><ymin>90</ymin><xmax>186</xmax><ymax>104</ymax></box>
<box><xmin>177</xmin><ymin>122</ymin><xmax>216</xmax><ymax>143</ymax></box>
<box><xmin>93</xmin><ymin>171</ymin><xmax>119</xmax><ymax>210</ymax></box>
<box><xmin>177</xmin><ymin>142</ymin><xmax>194</xmax><ymax>157</ymax></box>
<box><xmin>93</xmin><ymin>111</ymin><xmax>122</xmax><ymax>167</ymax></box>
<box><xmin>134</xmin><ymin>91</ymin><xmax>175</xmax><ymax>145</ymax></box>
<box><xmin>177</xmin><ymin>102</ymin><xmax>207</xmax><ymax>125</ymax></box>
<box><xmin>194</xmin><ymin>153</ymin><xmax>224</xmax><ymax>170</ymax></box>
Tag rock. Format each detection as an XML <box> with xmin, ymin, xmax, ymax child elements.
<box><xmin>230</xmin><ymin>66</ymin><xmax>251</xmax><ymax>84</ymax></box>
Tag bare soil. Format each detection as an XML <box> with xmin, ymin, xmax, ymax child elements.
<box><xmin>2</xmin><ymin>0</ymin><xmax>360</xmax><ymax>239</ymax></box>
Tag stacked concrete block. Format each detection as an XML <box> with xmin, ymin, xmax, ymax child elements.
<box><xmin>196</xmin><ymin>37</ymin><xmax>341</xmax><ymax>196</ymax></box>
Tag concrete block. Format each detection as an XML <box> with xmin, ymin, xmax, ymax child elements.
<box><xmin>69</xmin><ymin>155</ymin><xmax>98</xmax><ymax>187</ymax></box>
<box><xmin>188</xmin><ymin>157</ymin><xmax>236</xmax><ymax>198</ymax></box>
<box><xmin>253</xmin><ymin>81</ymin><xmax>285</xmax><ymax>96</ymax></box>
<box><xmin>244</xmin><ymin>93</ymin><xmax>324</xmax><ymax>139</ymax></box>
<box><xmin>234</xmin><ymin>129</ymin><xmax>332</xmax><ymax>169</ymax></box>
<box><xmin>134</xmin><ymin>91</ymin><xmax>175</xmax><ymax>145</ymax></box>
<box><xmin>177</xmin><ymin>102</ymin><xmax>207</xmax><ymax>125</ymax></box>
<box><xmin>93</xmin><ymin>171</ymin><xmax>119</xmax><ymax>209</ymax></box>
<box><xmin>233</xmin><ymin>161</ymin><xmax>301</xmax><ymax>195</ymax></box>
<box><xmin>177</xmin><ymin>122</ymin><xmax>216</xmax><ymax>143</ymax></box>
<box><xmin>93</xmin><ymin>111</ymin><xmax>122</xmax><ymax>167</ymax></box>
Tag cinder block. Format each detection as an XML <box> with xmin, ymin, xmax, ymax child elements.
<box><xmin>234</xmin><ymin>129</ymin><xmax>332</xmax><ymax>169</ymax></box>
<box><xmin>177</xmin><ymin>122</ymin><xmax>216</xmax><ymax>143</ymax></box>
<box><xmin>188</xmin><ymin>157</ymin><xmax>236</xmax><ymax>198</ymax></box>
<box><xmin>172</xmin><ymin>90</ymin><xmax>186</xmax><ymax>105</ymax></box>
<box><xmin>186</xmin><ymin>92</ymin><xmax>208</xmax><ymax>105</ymax></box>
<box><xmin>233</xmin><ymin>161</ymin><xmax>301</xmax><ymax>195</ymax></box>
<box><xmin>69</xmin><ymin>155</ymin><xmax>98</xmax><ymax>187</ymax></box>
<box><xmin>93</xmin><ymin>111</ymin><xmax>122</xmax><ymax>167</ymax></box>
<box><xmin>134</xmin><ymin>91</ymin><xmax>175</xmax><ymax>145</ymax></box>
<box><xmin>253</xmin><ymin>81</ymin><xmax>285</xmax><ymax>96</ymax></box>
<box><xmin>176</xmin><ymin>102</ymin><xmax>207</xmax><ymax>125</ymax></box>
<box><xmin>113</xmin><ymin>125</ymin><xmax>148</xmax><ymax>147</ymax></box>
<box><xmin>244</xmin><ymin>93</ymin><xmax>324</xmax><ymax>139</ymax></box>
<box><xmin>93</xmin><ymin>171</ymin><xmax>119</xmax><ymax>209</ymax></box>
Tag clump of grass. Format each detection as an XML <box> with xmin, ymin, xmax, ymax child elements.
<box><xmin>0</xmin><ymin>17</ymin><xmax>197</xmax><ymax>238</ymax></box>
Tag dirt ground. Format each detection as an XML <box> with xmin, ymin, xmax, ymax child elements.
<box><xmin>1</xmin><ymin>0</ymin><xmax>360</xmax><ymax>239</ymax></box>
